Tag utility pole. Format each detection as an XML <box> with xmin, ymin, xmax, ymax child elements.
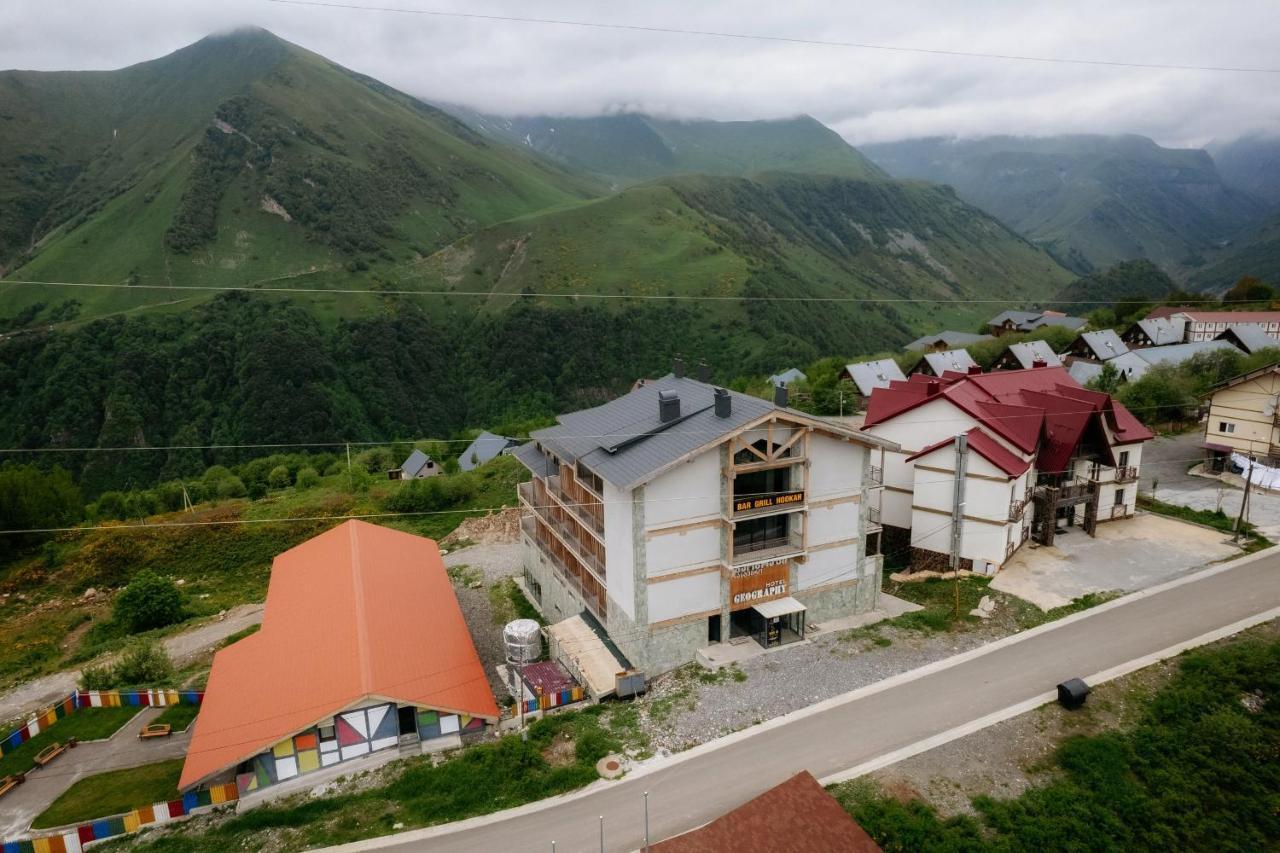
<box><xmin>644</xmin><ymin>791</ymin><xmax>650</xmax><ymax>852</ymax></box>
<box><xmin>346</xmin><ymin>443</ymin><xmax>354</xmax><ymax>493</ymax></box>
<box><xmin>1235</xmin><ymin>455</ymin><xmax>1254</xmax><ymax>543</ymax></box>
<box><xmin>950</xmin><ymin>433</ymin><xmax>969</xmax><ymax>620</ymax></box>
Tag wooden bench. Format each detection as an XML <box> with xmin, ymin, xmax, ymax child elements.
<box><xmin>33</xmin><ymin>740</ymin><xmax>71</xmax><ymax>767</ymax></box>
<box><xmin>139</xmin><ymin>723</ymin><xmax>172</xmax><ymax>739</ymax></box>
<box><xmin>0</xmin><ymin>774</ymin><xmax>25</xmax><ymax>798</ymax></box>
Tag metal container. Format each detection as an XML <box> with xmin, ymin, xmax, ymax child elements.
<box><xmin>503</xmin><ymin>619</ymin><xmax>542</xmax><ymax>666</ymax></box>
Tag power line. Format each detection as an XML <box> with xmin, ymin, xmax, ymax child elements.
<box><xmin>0</xmin><ymin>277</ymin><xmax>1267</xmax><ymax>306</ymax></box>
<box><xmin>262</xmin><ymin>0</ymin><xmax>1280</xmax><ymax>75</ymax></box>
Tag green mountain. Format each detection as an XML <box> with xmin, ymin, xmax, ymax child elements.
<box><xmin>0</xmin><ymin>29</ymin><xmax>1077</xmax><ymax>492</ymax></box>
<box><xmin>0</xmin><ymin>27</ymin><xmax>597</xmax><ymax>315</ymax></box>
<box><xmin>1210</xmin><ymin>133</ymin><xmax>1280</xmax><ymax>209</ymax></box>
<box><xmin>1190</xmin><ymin>212</ymin><xmax>1280</xmax><ymax>292</ymax></box>
<box><xmin>448</xmin><ymin>110</ymin><xmax>887</xmax><ymax>185</ymax></box>
<box><xmin>862</xmin><ymin>135</ymin><xmax>1268</xmax><ymax>275</ymax></box>
<box><xmin>1053</xmin><ymin>259</ymin><xmax>1177</xmax><ymax>312</ymax></box>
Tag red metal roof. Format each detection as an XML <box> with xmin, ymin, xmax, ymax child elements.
<box><xmin>651</xmin><ymin>771</ymin><xmax>882</xmax><ymax>853</ymax></box>
<box><xmin>179</xmin><ymin>520</ymin><xmax>499</xmax><ymax>789</ymax></box>
<box><xmin>864</xmin><ymin>367</ymin><xmax>1153</xmax><ymax>474</ymax></box>
<box><xmin>906</xmin><ymin>427</ymin><xmax>1031</xmax><ymax>478</ymax></box>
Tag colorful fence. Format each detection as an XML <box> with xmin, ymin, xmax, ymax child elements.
<box><xmin>523</xmin><ymin>685</ymin><xmax>587</xmax><ymax>714</ymax></box>
<box><xmin>1</xmin><ymin>690</ymin><xmax>204</xmax><ymax>759</ymax></box>
<box><xmin>1</xmin><ymin>782</ymin><xmax>239</xmax><ymax>853</ymax></box>
<box><xmin>0</xmin><ymin>695</ymin><xmax>77</xmax><ymax>758</ymax></box>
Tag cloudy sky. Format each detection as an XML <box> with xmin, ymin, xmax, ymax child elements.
<box><xmin>2</xmin><ymin>0</ymin><xmax>1277</xmax><ymax>146</ymax></box>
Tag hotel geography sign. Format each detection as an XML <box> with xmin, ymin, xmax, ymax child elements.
<box><xmin>729</xmin><ymin>559</ymin><xmax>790</xmax><ymax>609</ymax></box>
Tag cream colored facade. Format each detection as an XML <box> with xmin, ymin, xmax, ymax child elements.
<box><xmin>1204</xmin><ymin>367</ymin><xmax>1280</xmax><ymax>459</ymax></box>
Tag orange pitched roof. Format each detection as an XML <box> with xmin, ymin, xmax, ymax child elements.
<box><xmin>180</xmin><ymin>520</ymin><xmax>499</xmax><ymax>789</ymax></box>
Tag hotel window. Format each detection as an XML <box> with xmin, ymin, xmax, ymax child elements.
<box><xmin>1118</xmin><ymin>450</ymin><xmax>1130</xmax><ymax>467</ymax></box>
<box><xmin>1219</xmin><ymin>422</ymin><xmax>1236</xmax><ymax>434</ymax></box>
<box><xmin>1114</xmin><ymin>488</ymin><xmax>1125</xmax><ymax>506</ymax></box>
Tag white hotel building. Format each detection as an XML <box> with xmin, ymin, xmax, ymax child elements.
<box><xmin>514</xmin><ymin>372</ymin><xmax>897</xmax><ymax>676</ymax></box>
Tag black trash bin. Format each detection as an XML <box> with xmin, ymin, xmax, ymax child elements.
<box><xmin>1057</xmin><ymin>678</ymin><xmax>1090</xmax><ymax>709</ymax></box>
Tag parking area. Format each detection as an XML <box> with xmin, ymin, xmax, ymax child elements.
<box><xmin>991</xmin><ymin>513</ymin><xmax>1240</xmax><ymax>610</ymax></box>
<box><xmin>1143</xmin><ymin>432</ymin><xmax>1280</xmax><ymax>540</ymax></box>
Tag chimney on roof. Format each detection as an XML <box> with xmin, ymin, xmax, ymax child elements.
<box><xmin>673</xmin><ymin>357</ymin><xmax>685</xmax><ymax>378</ymax></box>
<box><xmin>658</xmin><ymin>389</ymin><xmax>681</xmax><ymax>422</ymax></box>
<box><xmin>1032</xmin><ymin>358</ymin><xmax>1047</xmax><ymax>368</ymax></box>
<box><xmin>925</xmin><ymin>382</ymin><xmax>941</xmax><ymax>397</ymax></box>
<box><xmin>773</xmin><ymin>384</ymin><xmax>788</xmax><ymax>407</ymax></box>
<box><xmin>695</xmin><ymin>361</ymin><xmax>710</xmax><ymax>382</ymax></box>
<box><xmin>968</xmin><ymin>365</ymin><xmax>983</xmax><ymax>375</ymax></box>
<box><xmin>714</xmin><ymin>388</ymin><xmax>732</xmax><ymax>418</ymax></box>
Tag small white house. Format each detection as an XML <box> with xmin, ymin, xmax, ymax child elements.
<box><xmin>393</xmin><ymin>449</ymin><xmax>440</xmax><ymax>480</ymax></box>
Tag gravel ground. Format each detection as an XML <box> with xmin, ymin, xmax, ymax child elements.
<box><xmin>632</xmin><ymin>615</ymin><xmax>1017</xmax><ymax>756</ymax></box>
<box><xmin>443</xmin><ymin>542</ymin><xmax>523</xmax><ymax>583</ymax></box>
<box><xmin>453</xmin><ymin>583</ymin><xmax>510</xmax><ymax>700</ymax></box>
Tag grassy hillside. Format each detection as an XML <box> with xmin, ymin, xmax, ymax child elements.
<box><xmin>450</xmin><ymin>110</ymin><xmax>887</xmax><ymax>185</ymax></box>
<box><xmin>1053</xmin><ymin>259</ymin><xmax>1177</xmax><ymax>311</ymax></box>
<box><xmin>863</xmin><ymin>134</ymin><xmax>1269</xmax><ymax>275</ymax></box>
<box><xmin>1190</xmin><ymin>212</ymin><xmax>1280</xmax><ymax>291</ymax></box>
<box><xmin>1210</xmin><ymin>132</ymin><xmax>1280</xmax><ymax>208</ymax></box>
<box><xmin>0</xmin><ymin>28</ymin><xmax>597</xmax><ymax>323</ymax></box>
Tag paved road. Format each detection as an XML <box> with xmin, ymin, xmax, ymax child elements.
<box><xmin>0</xmin><ymin>604</ymin><xmax>263</xmax><ymax>725</ymax></box>
<box><xmin>334</xmin><ymin>548</ymin><xmax>1280</xmax><ymax>853</ymax></box>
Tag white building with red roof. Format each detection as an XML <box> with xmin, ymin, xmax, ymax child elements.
<box><xmin>861</xmin><ymin>366</ymin><xmax>1153</xmax><ymax>572</ymax></box>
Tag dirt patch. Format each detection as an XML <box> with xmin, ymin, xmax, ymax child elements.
<box><xmin>541</xmin><ymin>730</ymin><xmax>576</xmax><ymax>767</ymax></box>
<box><xmin>442</xmin><ymin>508</ymin><xmax>520</xmax><ymax>547</ymax></box>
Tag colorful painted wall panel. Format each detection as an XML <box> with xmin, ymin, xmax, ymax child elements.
<box><xmin>1</xmin><ymin>783</ymin><xmax>238</xmax><ymax>852</ymax></box>
<box><xmin>523</xmin><ymin>685</ymin><xmax>587</xmax><ymax>714</ymax></box>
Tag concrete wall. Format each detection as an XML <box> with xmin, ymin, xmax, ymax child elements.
<box><xmin>602</xmin><ymin>479</ymin><xmax>635</xmax><ymax>620</ymax></box>
<box><xmin>1207</xmin><ymin>372</ymin><xmax>1280</xmax><ymax>457</ymax></box>
<box><xmin>643</xmin><ymin>451</ymin><xmax>721</xmax><ymax>528</ymax></box>
<box><xmin>863</xmin><ymin>398</ymin><xmax>982</xmax><ymax>528</ymax></box>
<box><xmin>647</xmin><ymin>571</ymin><xmax>720</xmax><ymax>623</ymax></box>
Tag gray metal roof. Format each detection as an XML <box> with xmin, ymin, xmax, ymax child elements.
<box><xmin>1002</xmin><ymin>340</ymin><xmax>1063</xmax><ymax>369</ymax></box>
<box><xmin>904</xmin><ymin>330</ymin><xmax>993</xmax><ymax>352</ymax></box>
<box><xmin>512</xmin><ymin>441</ymin><xmax>555</xmax><ymax>478</ymax></box>
<box><xmin>1077</xmin><ymin>329</ymin><xmax>1128</xmax><ymax>360</ymax></box>
<box><xmin>1129</xmin><ymin>317</ymin><xmax>1187</xmax><ymax>345</ymax></box>
<box><xmin>400</xmin><ymin>449</ymin><xmax>433</xmax><ymax>476</ymax></box>
<box><xmin>1067</xmin><ymin>360</ymin><xmax>1105</xmax><ymax>386</ymax></box>
<box><xmin>844</xmin><ymin>359</ymin><xmax>906</xmax><ymax>396</ymax></box>
<box><xmin>1214</xmin><ymin>323</ymin><xmax>1279</xmax><ymax>355</ymax></box>
<box><xmin>1108</xmin><ymin>339</ymin><xmax>1241</xmax><ymax>380</ymax></box>
<box><xmin>458</xmin><ymin>431</ymin><xmax>517</xmax><ymax>471</ymax></box>
<box><xmin>524</xmin><ymin>374</ymin><xmax>894</xmax><ymax>490</ymax></box>
<box><xmin>921</xmin><ymin>349</ymin><xmax>977</xmax><ymax>375</ymax></box>
<box><xmin>768</xmin><ymin>367</ymin><xmax>807</xmax><ymax>387</ymax></box>
<box><xmin>988</xmin><ymin>309</ymin><xmax>1042</xmax><ymax>327</ymax></box>
<box><xmin>1025</xmin><ymin>314</ymin><xmax>1088</xmax><ymax>332</ymax></box>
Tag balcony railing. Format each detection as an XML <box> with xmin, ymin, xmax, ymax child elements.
<box><xmin>868</xmin><ymin>466</ymin><xmax>884</xmax><ymax>488</ymax></box>
<box><xmin>1009</xmin><ymin>496</ymin><xmax>1028</xmax><ymax>521</ymax></box>
<box><xmin>731</xmin><ymin>534</ymin><xmax>804</xmax><ymax>567</ymax></box>
<box><xmin>519</xmin><ymin>481</ymin><xmax>605</xmax><ymax>579</ymax></box>
<box><xmin>866</xmin><ymin>505</ymin><xmax>882</xmax><ymax>531</ymax></box>
<box><xmin>1114</xmin><ymin>466</ymin><xmax>1138</xmax><ymax>483</ymax></box>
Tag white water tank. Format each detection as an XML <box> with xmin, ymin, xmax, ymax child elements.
<box><xmin>503</xmin><ymin>619</ymin><xmax>541</xmax><ymax>666</ymax></box>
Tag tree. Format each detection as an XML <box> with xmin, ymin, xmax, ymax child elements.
<box><xmin>1223</xmin><ymin>276</ymin><xmax>1274</xmax><ymax>306</ymax></box>
<box><xmin>216</xmin><ymin>476</ymin><xmax>248</xmax><ymax>499</ymax></box>
<box><xmin>1092</xmin><ymin>361</ymin><xmax>1122</xmax><ymax>395</ymax></box>
<box><xmin>0</xmin><ymin>463</ymin><xmax>82</xmax><ymax>560</ymax></box>
<box><xmin>113</xmin><ymin>570</ymin><xmax>185</xmax><ymax>633</ymax></box>
<box><xmin>296</xmin><ymin>466</ymin><xmax>320</xmax><ymax>489</ymax></box>
<box><xmin>267</xmin><ymin>465</ymin><xmax>291</xmax><ymax>489</ymax></box>
<box><xmin>80</xmin><ymin>640</ymin><xmax>175</xmax><ymax>690</ymax></box>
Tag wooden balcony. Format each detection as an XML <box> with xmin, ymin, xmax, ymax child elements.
<box><xmin>1009</xmin><ymin>496</ymin><xmax>1028</xmax><ymax>522</ymax></box>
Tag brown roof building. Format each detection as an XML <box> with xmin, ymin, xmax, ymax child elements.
<box><xmin>651</xmin><ymin>771</ymin><xmax>882</xmax><ymax>853</ymax></box>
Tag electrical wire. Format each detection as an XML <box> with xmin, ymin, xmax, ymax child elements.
<box><xmin>261</xmin><ymin>0</ymin><xmax>1280</xmax><ymax>75</ymax></box>
<box><xmin>2</xmin><ymin>277</ymin><xmax>1274</xmax><ymax>306</ymax></box>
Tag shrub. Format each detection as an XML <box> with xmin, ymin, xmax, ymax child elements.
<box><xmin>79</xmin><ymin>640</ymin><xmax>175</xmax><ymax>690</ymax></box>
<box><xmin>267</xmin><ymin>465</ymin><xmax>291</xmax><ymax>489</ymax></box>
<box><xmin>295</xmin><ymin>467</ymin><xmax>320</xmax><ymax>489</ymax></box>
<box><xmin>216</xmin><ymin>476</ymin><xmax>248</xmax><ymax>499</ymax></box>
<box><xmin>201</xmin><ymin>465</ymin><xmax>234</xmax><ymax>485</ymax></box>
<box><xmin>114</xmin><ymin>571</ymin><xmax>185</xmax><ymax>633</ymax></box>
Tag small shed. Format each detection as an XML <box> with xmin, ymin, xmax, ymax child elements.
<box><xmin>396</xmin><ymin>449</ymin><xmax>440</xmax><ymax>480</ymax></box>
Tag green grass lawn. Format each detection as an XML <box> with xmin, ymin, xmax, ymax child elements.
<box><xmin>98</xmin><ymin>705</ymin><xmax>641</xmax><ymax>851</ymax></box>
<box><xmin>0</xmin><ymin>707</ymin><xmax>141</xmax><ymax>777</ymax></box>
<box><xmin>32</xmin><ymin>758</ymin><xmax>184</xmax><ymax>829</ymax></box>
<box><xmin>151</xmin><ymin>704</ymin><xmax>200</xmax><ymax>732</ymax></box>
<box><xmin>831</xmin><ymin>636</ymin><xmax>1280</xmax><ymax>851</ymax></box>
